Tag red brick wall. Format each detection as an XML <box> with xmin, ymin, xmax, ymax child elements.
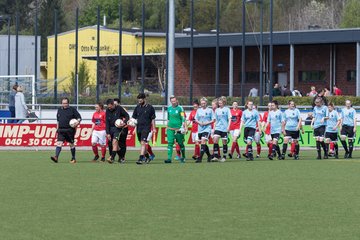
<box><xmin>174</xmin><ymin>43</ymin><xmax>357</xmax><ymax>98</ymax></box>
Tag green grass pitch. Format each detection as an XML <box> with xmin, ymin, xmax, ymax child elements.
<box><xmin>0</xmin><ymin>149</ymin><xmax>360</xmax><ymax>240</ymax></box>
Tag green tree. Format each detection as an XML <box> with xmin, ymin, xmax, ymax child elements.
<box><xmin>341</xmin><ymin>0</ymin><xmax>360</xmax><ymax>28</ymax></box>
<box><xmin>66</xmin><ymin>61</ymin><xmax>91</xmax><ymax>96</ymax></box>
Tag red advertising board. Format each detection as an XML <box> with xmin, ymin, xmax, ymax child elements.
<box><xmin>0</xmin><ymin>124</ymin><xmax>136</xmax><ymax>147</ymax></box>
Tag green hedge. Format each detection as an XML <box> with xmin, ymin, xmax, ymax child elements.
<box><xmin>37</xmin><ymin>95</ymin><xmax>360</xmax><ymax>106</ymax></box>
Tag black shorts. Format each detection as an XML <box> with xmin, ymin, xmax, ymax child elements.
<box><xmin>341</xmin><ymin>125</ymin><xmax>355</xmax><ymax>138</ymax></box>
<box><xmin>285</xmin><ymin>130</ymin><xmax>300</xmax><ymax>140</ymax></box>
<box><xmin>325</xmin><ymin>132</ymin><xmax>338</xmax><ymax>142</ymax></box>
<box><xmin>57</xmin><ymin>128</ymin><xmax>75</xmax><ymax>144</ymax></box>
<box><xmin>213</xmin><ymin>130</ymin><xmax>228</xmax><ymax>139</ymax></box>
<box><xmin>198</xmin><ymin>132</ymin><xmax>211</xmax><ymax>140</ymax></box>
<box><xmin>137</xmin><ymin>129</ymin><xmax>151</xmax><ymax>142</ymax></box>
<box><xmin>314</xmin><ymin>126</ymin><xmax>326</xmax><ymax>138</ymax></box>
<box><xmin>271</xmin><ymin>133</ymin><xmax>280</xmax><ymax>140</ymax></box>
<box><xmin>244</xmin><ymin>127</ymin><xmax>256</xmax><ymax>140</ymax></box>
<box><xmin>110</xmin><ymin>127</ymin><xmax>128</xmax><ymax>142</ymax></box>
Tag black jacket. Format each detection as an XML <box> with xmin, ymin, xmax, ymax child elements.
<box><xmin>106</xmin><ymin>105</ymin><xmax>129</xmax><ymax>134</ymax></box>
<box><xmin>56</xmin><ymin>107</ymin><xmax>82</xmax><ymax>129</ymax></box>
<box><xmin>132</xmin><ymin>103</ymin><xmax>156</xmax><ymax>131</ymax></box>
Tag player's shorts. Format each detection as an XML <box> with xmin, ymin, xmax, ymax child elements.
<box><xmin>198</xmin><ymin>132</ymin><xmax>211</xmax><ymax>141</ymax></box>
<box><xmin>213</xmin><ymin>130</ymin><xmax>228</xmax><ymax>139</ymax></box>
<box><xmin>341</xmin><ymin>125</ymin><xmax>355</xmax><ymax>139</ymax></box>
<box><xmin>325</xmin><ymin>132</ymin><xmax>338</xmax><ymax>142</ymax></box>
<box><xmin>254</xmin><ymin>132</ymin><xmax>261</xmax><ymax>143</ymax></box>
<box><xmin>265</xmin><ymin>134</ymin><xmax>272</xmax><ymax>143</ymax></box>
<box><xmin>57</xmin><ymin>128</ymin><xmax>75</xmax><ymax>144</ymax></box>
<box><xmin>191</xmin><ymin>132</ymin><xmax>199</xmax><ymax>142</ymax></box>
<box><xmin>230</xmin><ymin>129</ymin><xmax>240</xmax><ymax>138</ymax></box>
<box><xmin>91</xmin><ymin>130</ymin><xmax>106</xmax><ymax>145</ymax></box>
<box><xmin>313</xmin><ymin>126</ymin><xmax>326</xmax><ymax>138</ymax></box>
<box><xmin>271</xmin><ymin>133</ymin><xmax>280</xmax><ymax>140</ymax></box>
<box><xmin>285</xmin><ymin>130</ymin><xmax>300</xmax><ymax>140</ymax></box>
<box><xmin>244</xmin><ymin>127</ymin><xmax>256</xmax><ymax>141</ymax></box>
<box><xmin>137</xmin><ymin>129</ymin><xmax>151</xmax><ymax>142</ymax></box>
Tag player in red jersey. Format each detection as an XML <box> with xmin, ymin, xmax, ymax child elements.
<box><xmin>91</xmin><ymin>102</ymin><xmax>107</xmax><ymax>162</ymax></box>
<box><xmin>188</xmin><ymin>99</ymin><xmax>200</xmax><ymax>160</ymax></box>
<box><xmin>261</xmin><ymin>103</ymin><xmax>273</xmax><ymax>158</ymax></box>
<box><xmin>228</xmin><ymin>101</ymin><xmax>242</xmax><ymax>159</ymax></box>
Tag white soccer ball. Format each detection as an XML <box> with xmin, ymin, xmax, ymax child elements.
<box><xmin>115</xmin><ymin>119</ymin><xmax>124</xmax><ymax>128</ymax></box>
<box><xmin>69</xmin><ymin>119</ymin><xmax>79</xmax><ymax>128</ymax></box>
<box><xmin>127</xmin><ymin>118</ymin><xmax>137</xmax><ymax>127</ymax></box>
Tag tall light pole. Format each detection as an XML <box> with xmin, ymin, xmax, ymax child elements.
<box><xmin>269</xmin><ymin>0</ymin><xmax>274</xmax><ymax>102</ymax></box>
<box><xmin>167</xmin><ymin>0</ymin><xmax>175</xmax><ymax>105</ymax></box>
<box><xmin>241</xmin><ymin>0</ymin><xmax>246</xmax><ymax>105</ymax></box>
<box><xmin>0</xmin><ymin>15</ymin><xmax>11</xmax><ymax>91</ymax></box>
<box><xmin>246</xmin><ymin>0</ymin><xmax>264</xmax><ymax>105</ymax></box>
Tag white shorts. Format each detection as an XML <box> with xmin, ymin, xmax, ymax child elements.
<box><xmin>254</xmin><ymin>132</ymin><xmax>261</xmax><ymax>143</ymax></box>
<box><xmin>147</xmin><ymin>131</ymin><xmax>153</xmax><ymax>142</ymax></box>
<box><xmin>91</xmin><ymin>130</ymin><xmax>106</xmax><ymax>145</ymax></box>
<box><xmin>265</xmin><ymin>134</ymin><xmax>272</xmax><ymax>143</ymax></box>
<box><xmin>191</xmin><ymin>132</ymin><xmax>199</xmax><ymax>142</ymax></box>
<box><xmin>230</xmin><ymin>129</ymin><xmax>240</xmax><ymax>139</ymax></box>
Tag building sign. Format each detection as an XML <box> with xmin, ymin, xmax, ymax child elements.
<box><xmin>68</xmin><ymin>44</ymin><xmax>110</xmax><ymax>52</ymax></box>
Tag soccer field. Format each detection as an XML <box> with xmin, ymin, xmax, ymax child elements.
<box><xmin>0</xmin><ymin>150</ymin><xmax>360</xmax><ymax>240</ymax></box>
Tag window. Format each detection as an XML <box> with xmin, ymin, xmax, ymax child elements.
<box><xmin>239</xmin><ymin>72</ymin><xmax>261</xmax><ymax>83</ymax></box>
<box><xmin>347</xmin><ymin>70</ymin><xmax>356</xmax><ymax>81</ymax></box>
<box><xmin>298</xmin><ymin>71</ymin><xmax>326</xmax><ymax>82</ymax></box>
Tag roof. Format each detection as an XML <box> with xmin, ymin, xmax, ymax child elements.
<box><xmin>175</xmin><ymin>28</ymin><xmax>360</xmax><ymax>48</ymax></box>
<box><xmin>47</xmin><ymin>25</ymin><xmax>166</xmax><ymax>39</ymax></box>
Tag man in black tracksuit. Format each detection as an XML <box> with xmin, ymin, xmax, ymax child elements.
<box><xmin>106</xmin><ymin>99</ymin><xmax>129</xmax><ymax>163</ymax></box>
<box><xmin>132</xmin><ymin>93</ymin><xmax>156</xmax><ymax>164</ymax></box>
<box><xmin>51</xmin><ymin>97</ymin><xmax>82</xmax><ymax>163</ymax></box>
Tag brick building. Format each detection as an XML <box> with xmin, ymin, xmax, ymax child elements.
<box><xmin>174</xmin><ymin>29</ymin><xmax>360</xmax><ymax>97</ymax></box>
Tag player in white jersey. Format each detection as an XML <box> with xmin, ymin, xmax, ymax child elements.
<box><xmin>281</xmin><ymin>100</ymin><xmax>302</xmax><ymax>160</ymax></box>
<box><xmin>325</xmin><ymin>103</ymin><xmax>341</xmax><ymax>159</ymax></box>
<box><xmin>265</xmin><ymin>100</ymin><xmax>283</xmax><ymax>160</ymax></box>
<box><xmin>240</xmin><ymin>101</ymin><xmax>260</xmax><ymax>161</ymax></box>
<box><xmin>340</xmin><ymin>100</ymin><xmax>357</xmax><ymax>158</ymax></box>
<box><xmin>212</xmin><ymin>97</ymin><xmax>232</xmax><ymax>162</ymax></box>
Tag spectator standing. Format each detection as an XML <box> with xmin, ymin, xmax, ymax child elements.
<box><xmin>308</xmin><ymin>86</ymin><xmax>317</xmax><ymax>97</ymax></box>
<box><xmin>324</xmin><ymin>88</ymin><xmax>332</xmax><ymax>97</ymax></box>
<box><xmin>272</xmin><ymin>83</ymin><xmax>281</xmax><ymax>97</ymax></box>
<box><xmin>282</xmin><ymin>85</ymin><xmax>292</xmax><ymax>96</ymax></box>
<box><xmin>333</xmin><ymin>85</ymin><xmax>342</xmax><ymax>96</ymax></box>
<box><xmin>248</xmin><ymin>87</ymin><xmax>258</xmax><ymax>97</ymax></box>
<box><xmin>305</xmin><ymin>113</ymin><xmax>313</xmax><ymax>125</ymax></box>
<box><xmin>8</xmin><ymin>84</ymin><xmax>18</xmax><ymax>123</ymax></box>
<box><xmin>15</xmin><ymin>86</ymin><xmax>28</xmax><ymax>123</ymax></box>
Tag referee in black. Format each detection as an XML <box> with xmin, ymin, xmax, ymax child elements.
<box><xmin>51</xmin><ymin>97</ymin><xmax>82</xmax><ymax>163</ymax></box>
<box><xmin>132</xmin><ymin>93</ymin><xmax>156</xmax><ymax>164</ymax></box>
<box><xmin>106</xmin><ymin>99</ymin><xmax>129</xmax><ymax>163</ymax></box>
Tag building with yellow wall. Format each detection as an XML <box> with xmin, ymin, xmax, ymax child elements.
<box><xmin>47</xmin><ymin>26</ymin><xmax>165</xmax><ymax>92</ymax></box>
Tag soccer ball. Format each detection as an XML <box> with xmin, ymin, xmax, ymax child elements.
<box><xmin>69</xmin><ymin>119</ymin><xmax>79</xmax><ymax>128</ymax></box>
<box><xmin>127</xmin><ymin>118</ymin><xmax>137</xmax><ymax>127</ymax></box>
<box><xmin>115</xmin><ymin>119</ymin><xmax>124</xmax><ymax>128</ymax></box>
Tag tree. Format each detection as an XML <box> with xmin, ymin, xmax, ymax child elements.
<box><xmin>147</xmin><ymin>45</ymin><xmax>166</xmax><ymax>92</ymax></box>
<box><xmin>341</xmin><ymin>0</ymin><xmax>360</xmax><ymax>28</ymax></box>
<box><xmin>66</xmin><ymin>61</ymin><xmax>91</xmax><ymax>96</ymax></box>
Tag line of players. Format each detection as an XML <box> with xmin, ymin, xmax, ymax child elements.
<box><xmin>50</xmin><ymin>94</ymin><xmax>357</xmax><ymax>164</ymax></box>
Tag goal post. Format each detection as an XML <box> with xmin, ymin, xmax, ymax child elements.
<box><xmin>0</xmin><ymin>75</ymin><xmax>36</xmax><ymax>110</ymax></box>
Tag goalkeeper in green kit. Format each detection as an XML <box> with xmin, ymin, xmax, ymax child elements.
<box><xmin>165</xmin><ymin>96</ymin><xmax>188</xmax><ymax>163</ymax></box>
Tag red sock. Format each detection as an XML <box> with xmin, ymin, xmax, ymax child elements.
<box><xmin>268</xmin><ymin>143</ymin><xmax>273</xmax><ymax>155</ymax></box>
<box><xmin>330</xmin><ymin>142</ymin><xmax>334</xmax><ymax>153</ymax></box>
<box><xmin>231</xmin><ymin>142</ymin><xmax>236</xmax><ymax>155</ymax></box>
<box><xmin>291</xmin><ymin>142</ymin><xmax>296</xmax><ymax>154</ymax></box>
<box><xmin>235</xmin><ymin>142</ymin><xmax>240</xmax><ymax>155</ymax></box>
<box><xmin>176</xmin><ymin>144</ymin><xmax>181</xmax><ymax>157</ymax></box>
<box><xmin>256</xmin><ymin>143</ymin><xmax>261</xmax><ymax>155</ymax></box>
<box><xmin>195</xmin><ymin>144</ymin><xmax>200</xmax><ymax>156</ymax></box>
<box><xmin>246</xmin><ymin>145</ymin><xmax>249</xmax><ymax>154</ymax></box>
<box><xmin>101</xmin><ymin>146</ymin><xmax>106</xmax><ymax>158</ymax></box>
<box><xmin>92</xmin><ymin>145</ymin><xmax>98</xmax><ymax>156</ymax></box>
<box><xmin>147</xmin><ymin>144</ymin><xmax>154</xmax><ymax>156</ymax></box>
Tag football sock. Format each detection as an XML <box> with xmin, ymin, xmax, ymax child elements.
<box><xmin>55</xmin><ymin>146</ymin><xmax>62</xmax><ymax>158</ymax></box>
<box><xmin>341</xmin><ymin>140</ymin><xmax>349</xmax><ymax>153</ymax></box>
